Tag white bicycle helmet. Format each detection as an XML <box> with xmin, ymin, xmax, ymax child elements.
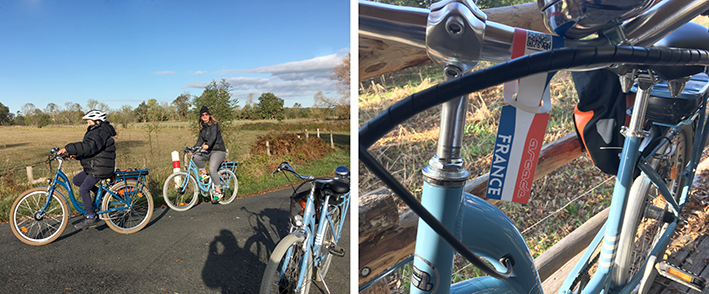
<box><xmin>82</xmin><ymin>109</ymin><xmax>107</xmax><ymax>122</ymax></box>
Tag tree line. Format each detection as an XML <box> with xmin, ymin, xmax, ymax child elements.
<box><xmin>0</xmin><ymin>53</ymin><xmax>350</xmax><ymax>128</ymax></box>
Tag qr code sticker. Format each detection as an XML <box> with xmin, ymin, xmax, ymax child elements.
<box><xmin>526</xmin><ymin>31</ymin><xmax>552</xmax><ymax>51</ymax></box>
<box><xmin>552</xmin><ymin>15</ymin><xmax>567</xmax><ymax>28</ymax></box>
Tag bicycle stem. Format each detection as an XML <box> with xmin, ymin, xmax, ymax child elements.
<box><xmin>359</xmin><ymin>0</ymin><xmax>709</xmax><ymax>63</ymax></box>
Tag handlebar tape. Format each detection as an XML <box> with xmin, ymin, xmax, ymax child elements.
<box><xmin>359</xmin><ymin>46</ymin><xmax>709</xmax><ymax>149</ymax></box>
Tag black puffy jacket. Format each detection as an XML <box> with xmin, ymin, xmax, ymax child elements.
<box><xmin>194</xmin><ymin>121</ymin><xmax>226</xmax><ymax>152</ymax></box>
<box><xmin>65</xmin><ymin>122</ymin><xmax>117</xmax><ymax>179</ymax></box>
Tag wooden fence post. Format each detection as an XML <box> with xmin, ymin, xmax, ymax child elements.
<box><xmin>330</xmin><ymin>130</ymin><xmax>334</xmax><ymax>149</ymax></box>
<box><xmin>26</xmin><ymin>166</ymin><xmax>34</xmax><ymax>183</ymax></box>
<box><xmin>266</xmin><ymin>141</ymin><xmax>271</xmax><ymax>156</ymax></box>
<box><xmin>305</xmin><ymin>129</ymin><xmax>309</xmax><ymax>139</ymax></box>
<box><xmin>317</xmin><ymin>128</ymin><xmax>320</xmax><ymax>138</ymax></box>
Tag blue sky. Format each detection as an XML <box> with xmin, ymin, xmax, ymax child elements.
<box><xmin>0</xmin><ymin>0</ymin><xmax>350</xmax><ymax>116</ymax></box>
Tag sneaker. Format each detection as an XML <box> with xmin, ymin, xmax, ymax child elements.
<box><xmin>75</xmin><ymin>216</ymin><xmax>100</xmax><ymax>230</ymax></box>
<box><xmin>212</xmin><ymin>192</ymin><xmax>223</xmax><ymax>203</ymax></box>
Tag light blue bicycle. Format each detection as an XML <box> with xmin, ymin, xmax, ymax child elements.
<box><xmin>360</xmin><ymin>0</ymin><xmax>709</xmax><ymax>293</ymax></box>
<box><xmin>10</xmin><ymin>148</ymin><xmax>153</xmax><ymax>246</ymax></box>
<box><xmin>162</xmin><ymin>146</ymin><xmax>239</xmax><ymax>211</ymax></box>
<box><xmin>260</xmin><ymin>162</ymin><xmax>350</xmax><ymax>294</ymax></box>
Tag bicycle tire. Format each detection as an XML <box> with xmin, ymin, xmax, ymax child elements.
<box><xmin>315</xmin><ymin>206</ymin><xmax>341</xmax><ymax>282</ymax></box>
<box><xmin>10</xmin><ymin>188</ymin><xmax>69</xmax><ymax>246</ymax></box>
<box><xmin>260</xmin><ymin>233</ymin><xmax>313</xmax><ymax>294</ymax></box>
<box><xmin>217</xmin><ymin>169</ymin><xmax>238</xmax><ymax>205</ymax></box>
<box><xmin>102</xmin><ymin>179</ymin><xmax>154</xmax><ymax>234</ymax></box>
<box><xmin>163</xmin><ymin>172</ymin><xmax>198</xmax><ymax>211</ymax></box>
<box><xmin>612</xmin><ymin>123</ymin><xmax>694</xmax><ymax>290</ymax></box>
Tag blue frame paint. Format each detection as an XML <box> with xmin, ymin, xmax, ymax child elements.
<box><xmin>405</xmin><ymin>79</ymin><xmax>709</xmax><ymax>294</ymax></box>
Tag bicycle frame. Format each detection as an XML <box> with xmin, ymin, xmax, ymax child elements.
<box><xmin>177</xmin><ymin>151</ymin><xmax>231</xmax><ymax>197</ymax></box>
<box><xmin>277</xmin><ymin>179</ymin><xmax>350</xmax><ymax>292</ymax></box>
<box><xmin>359</xmin><ymin>0</ymin><xmax>709</xmax><ymax>293</ymax></box>
<box><xmin>41</xmin><ymin>157</ymin><xmax>146</xmax><ymax>218</ymax></box>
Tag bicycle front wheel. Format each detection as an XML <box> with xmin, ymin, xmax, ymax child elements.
<box><xmin>613</xmin><ymin>124</ymin><xmax>694</xmax><ymax>290</ymax></box>
<box><xmin>10</xmin><ymin>188</ymin><xmax>69</xmax><ymax>246</ymax></box>
<box><xmin>217</xmin><ymin>169</ymin><xmax>238</xmax><ymax>205</ymax></box>
<box><xmin>260</xmin><ymin>234</ymin><xmax>314</xmax><ymax>294</ymax></box>
<box><xmin>102</xmin><ymin>180</ymin><xmax>154</xmax><ymax>234</ymax></box>
<box><xmin>163</xmin><ymin>172</ymin><xmax>198</xmax><ymax>211</ymax></box>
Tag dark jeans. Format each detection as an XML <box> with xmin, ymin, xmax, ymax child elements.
<box><xmin>72</xmin><ymin>171</ymin><xmax>100</xmax><ymax>217</ymax></box>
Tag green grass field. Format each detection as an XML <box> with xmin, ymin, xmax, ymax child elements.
<box><xmin>0</xmin><ymin>119</ymin><xmax>350</xmax><ymax>222</ymax></box>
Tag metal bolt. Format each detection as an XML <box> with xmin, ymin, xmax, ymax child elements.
<box><xmin>360</xmin><ymin>267</ymin><xmax>371</xmax><ymax>277</ymax></box>
<box><xmin>445</xmin><ymin>16</ymin><xmax>465</xmax><ymax>36</ymax></box>
<box><xmin>444</xmin><ymin>65</ymin><xmax>462</xmax><ymax>79</ymax></box>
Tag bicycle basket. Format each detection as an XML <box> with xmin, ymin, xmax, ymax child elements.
<box><xmin>290</xmin><ymin>190</ymin><xmax>321</xmax><ymax>220</ymax></box>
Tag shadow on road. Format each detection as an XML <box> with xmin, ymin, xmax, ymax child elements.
<box><xmin>143</xmin><ymin>206</ymin><xmax>170</xmax><ymax>230</ymax></box>
<box><xmin>201</xmin><ymin>206</ymin><xmax>290</xmax><ymax>293</ymax></box>
<box><xmin>201</xmin><ymin>229</ymin><xmax>266</xmax><ymax>294</ymax></box>
<box><xmin>241</xmin><ymin>206</ymin><xmax>290</xmax><ymax>262</ymax></box>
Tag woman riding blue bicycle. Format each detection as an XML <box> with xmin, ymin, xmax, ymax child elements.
<box><xmin>194</xmin><ymin>106</ymin><xmax>227</xmax><ymax>202</ymax></box>
<box><xmin>57</xmin><ymin>109</ymin><xmax>116</xmax><ymax>230</ymax></box>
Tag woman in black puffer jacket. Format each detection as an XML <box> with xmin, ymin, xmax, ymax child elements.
<box><xmin>58</xmin><ymin>109</ymin><xmax>117</xmax><ymax>229</ymax></box>
<box><xmin>193</xmin><ymin>106</ymin><xmax>227</xmax><ymax>202</ymax></box>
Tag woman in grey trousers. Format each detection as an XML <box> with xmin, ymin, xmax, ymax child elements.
<box><xmin>194</xmin><ymin>106</ymin><xmax>227</xmax><ymax>202</ymax></box>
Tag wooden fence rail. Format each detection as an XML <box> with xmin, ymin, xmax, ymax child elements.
<box><xmin>358</xmin><ymin>132</ymin><xmax>584</xmax><ymax>286</ymax></box>
<box><xmin>359</xmin><ymin>132</ymin><xmax>709</xmax><ymax>290</ymax></box>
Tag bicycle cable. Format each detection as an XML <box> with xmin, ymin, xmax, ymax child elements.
<box><xmin>360</xmin><ymin>144</ymin><xmax>515</xmax><ymax>279</ymax></box>
<box><xmin>359</xmin><ymin>45</ymin><xmax>709</xmax><ymax>281</ymax></box>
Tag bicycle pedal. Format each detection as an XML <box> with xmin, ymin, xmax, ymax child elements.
<box><xmin>329</xmin><ymin>245</ymin><xmax>345</xmax><ymax>257</ymax></box>
<box><xmin>656</xmin><ymin>261</ymin><xmax>706</xmax><ymax>291</ymax></box>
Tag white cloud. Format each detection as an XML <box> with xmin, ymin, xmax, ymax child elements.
<box><xmin>181</xmin><ymin>50</ymin><xmax>349</xmax><ymax>106</ymax></box>
<box><xmin>243</xmin><ymin>53</ymin><xmax>342</xmax><ymax>81</ymax></box>
<box><xmin>154</xmin><ymin>71</ymin><xmax>175</xmax><ymax>75</ymax></box>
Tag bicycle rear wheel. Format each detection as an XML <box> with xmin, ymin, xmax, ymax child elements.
<box><xmin>315</xmin><ymin>206</ymin><xmax>341</xmax><ymax>282</ymax></box>
<box><xmin>217</xmin><ymin>169</ymin><xmax>238</xmax><ymax>205</ymax></box>
<box><xmin>102</xmin><ymin>179</ymin><xmax>154</xmax><ymax>234</ymax></box>
<box><xmin>163</xmin><ymin>172</ymin><xmax>198</xmax><ymax>211</ymax></box>
<box><xmin>613</xmin><ymin>124</ymin><xmax>694</xmax><ymax>291</ymax></box>
<box><xmin>10</xmin><ymin>188</ymin><xmax>69</xmax><ymax>246</ymax></box>
<box><xmin>260</xmin><ymin>234</ymin><xmax>313</xmax><ymax>294</ymax></box>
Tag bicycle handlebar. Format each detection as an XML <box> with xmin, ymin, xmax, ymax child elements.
<box><xmin>272</xmin><ymin>162</ymin><xmax>314</xmax><ymax>180</ymax></box>
<box><xmin>359</xmin><ymin>45</ymin><xmax>709</xmax><ymax>149</ymax></box>
<box><xmin>49</xmin><ymin>147</ymin><xmax>70</xmax><ymax>161</ymax></box>
<box><xmin>359</xmin><ymin>0</ymin><xmax>709</xmax><ymax>63</ymax></box>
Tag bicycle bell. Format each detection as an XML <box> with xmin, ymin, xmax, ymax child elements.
<box><xmin>538</xmin><ymin>0</ymin><xmax>653</xmax><ymax>39</ymax></box>
<box><xmin>335</xmin><ymin>166</ymin><xmax>350</xmax><ymax>178</ymax></box>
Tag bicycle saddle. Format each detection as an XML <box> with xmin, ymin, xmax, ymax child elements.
<box><xmin>315</xmin><ymin>178</ymin><xmax>350</xmax><ymax>194</ymax></box>
<box><xmin>649</xmin><ymin>22</ymin><xmax>709</xmax><ymax>80</ymax></box>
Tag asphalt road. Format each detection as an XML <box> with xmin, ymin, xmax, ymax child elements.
<box><xmin>0</xmin><ymin>189</ymin><xmax>350</xmax><ymax>293</ymax></box>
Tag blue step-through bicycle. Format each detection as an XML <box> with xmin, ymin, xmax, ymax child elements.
<box><xmin>162</xmin><ymin>146</ymin><xmax>239</xmax><ymax>211</ymax></box>
<box><xmin>10</xmin><ymin>148</ymin><xmax>153</xmax><ymax>246</ymax></box>
<box><xmin>260</xmin><ymin>162</ymin><xmax>350</xmax><ymax>294</ymax></box>
<box><xmin>360</xmin><ymin>0</ymin><xmax>709</xmax><ymax>293</ymax></box>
